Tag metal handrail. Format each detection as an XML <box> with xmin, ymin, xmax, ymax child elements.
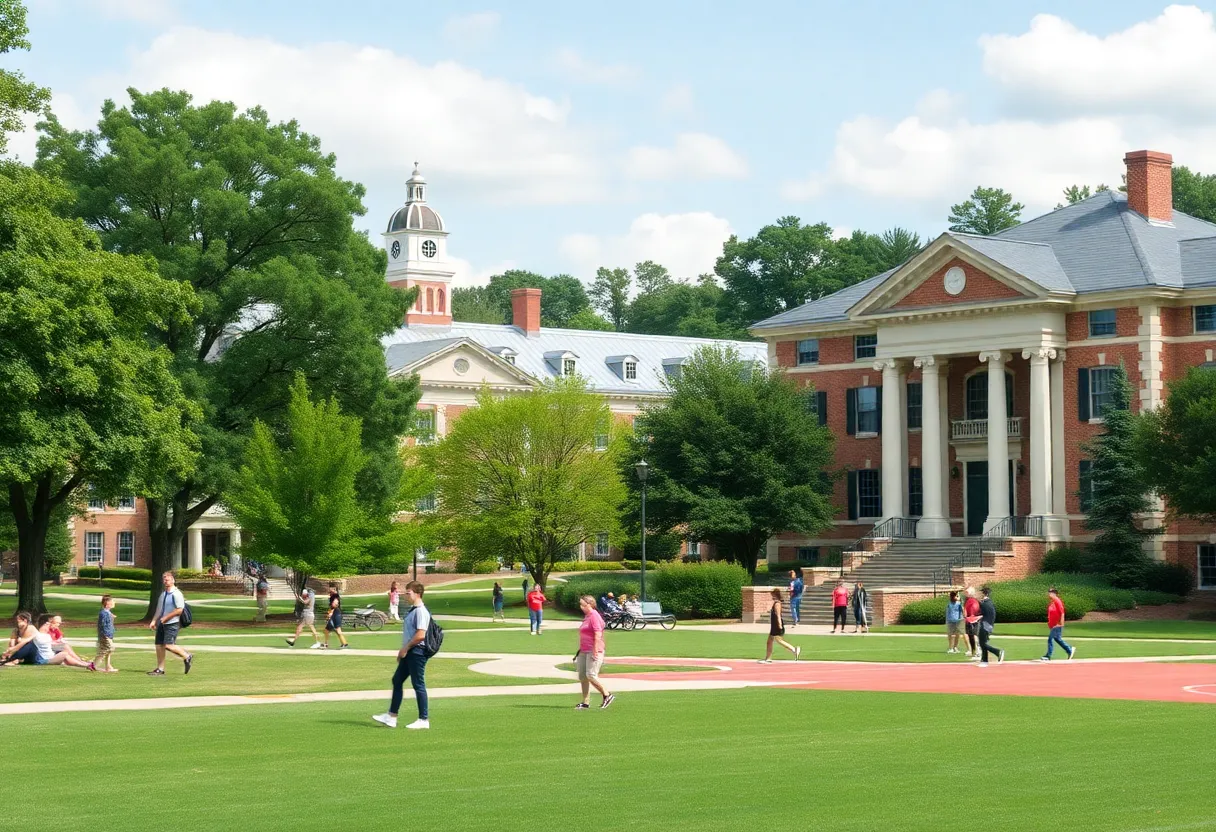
<box><xmin>930</xmin><ymin>515</ymin><xmax>1046</xmax><ymax>595</ymax></box>
<box><xmin>840</xmin><ymin>517</ymin><xmax>919</xmax><ymax>578</ymax></box>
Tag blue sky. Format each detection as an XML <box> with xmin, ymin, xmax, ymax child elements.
<box><xmin>7</xmin><ymin>1</ymin><xmax>1216</xmax><ymax>287</ymax></box>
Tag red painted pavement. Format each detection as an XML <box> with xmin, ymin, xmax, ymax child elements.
<box><xmin>616</xmin><ymin>658</ymin><xmax>1216</xmax><ymax>704</ymax></box>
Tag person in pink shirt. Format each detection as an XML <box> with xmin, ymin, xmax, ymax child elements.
<box><xmin>574</xmin><ymin>595</ymin><xmax>614</xmax><ymax>710</ymax></box>
<box><xmin>830</xmin><ymin>581</ymin><xmax>850</xmax><ymax>633</ymax></box>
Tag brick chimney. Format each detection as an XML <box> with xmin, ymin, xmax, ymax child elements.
<box><xmin>510</xmin><ymin>287</ymin><xmax>541</xmax><ymax>336</ymax></box>
<box><xmin>1124</xmin><ymin>150</ymin><xmax>1173</xmax><ymax>223</ymax></box>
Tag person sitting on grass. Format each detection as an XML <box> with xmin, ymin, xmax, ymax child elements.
<box><xmin>48</xmin><ymin>614</ymin><xmax>93</xmax><ymax>669</ymax></box>
<box><xmin>0</xmin><ymin>611</ymin><xmax>52</xmax><ymax>666</ymax></box>
<box><xmin>39</xmin><ymin>615</ymin><xmax>93</xmax><ymax>669</ymax></box>
<box><xmin>761</xmin><ymin>589</ymin><xmax>800</xmax><ymax>663</ymax></box>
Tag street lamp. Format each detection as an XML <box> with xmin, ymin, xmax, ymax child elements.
<box><xmin>634</xmin><ymin>460</ymin><xmax>650</xmax><ymax>603</ymax></box>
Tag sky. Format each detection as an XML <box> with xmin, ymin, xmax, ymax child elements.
<box><xmin>7</xmin><ymin>1</ymin><xmax>1216</xmax><ymax>288</ymax></box>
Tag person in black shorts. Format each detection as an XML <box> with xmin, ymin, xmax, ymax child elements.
<box><xmin>761</xmin><ymin>588</ymin><xmax>800</xmax><ymax>663</ymax></box>
<box><xmin>322</xmin><ymin>583</ymin><xmax>349</xmax><ymax>649</ymax></box>
<box><xmin>147</xmin><ymin>571</ymin><xmax>193</xmax><ymax>675</ymax></box>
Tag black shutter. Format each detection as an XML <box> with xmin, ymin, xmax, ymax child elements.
<box><xmin>816</xmin><ymin>391</ymin><xmax>828</xmax><ymax>427</ymax></box>
<box><xmin>1077</xmin><ymin>368</ymin><xmax>1091</xmax><ymax>421</ymax></box>
<box><xmin>846</xmin><ymin>388</ymin><xmax>857</xmax><ymax>435</ymax></box>
<box><xmin>1079</xmin><ymin>460</ymin><xmax>1092</xmax><ymax>513</ymax></box>
<box><xmin>847</xmin><ymin>470</ymin><xmax>858</xmax><ymax>520</ymax></box>
<box><xmin>876</xmin><ymin>386</ymin><xmax>883</xmax><ymax>434</ymax></box>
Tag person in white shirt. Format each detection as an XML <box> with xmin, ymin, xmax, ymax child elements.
<box><xmin>146</xmin><ymin>571</ymin><xmax>193</xmax><ymax>676</ymax></box>
<box><xmin>285</xmin><ymin>586</ymin><xmax>321</xmax><ymax>648</ymax></box>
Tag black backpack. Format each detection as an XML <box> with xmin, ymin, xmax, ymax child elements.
<box><xmin>422</xmin><ymin>617</ymin><xmax>443</xmax><ymax>657</ymax></box>
<box><xmin>179</xmin><ymin>601</ymin><xmax>193</xmax><ymax>628</ymax></box>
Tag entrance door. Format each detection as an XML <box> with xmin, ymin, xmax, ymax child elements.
<box><xmin>965</xmin><ymin>460</ymin><xmax>1016</xmax><ymax>535</ymax></box>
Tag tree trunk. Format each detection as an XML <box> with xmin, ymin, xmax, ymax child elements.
<box><xmin>143</xmin><ymin>485</ymin><xmax>220</xmax><ymax>621</ymax></box>
<box><xmin>9</xmin><ymin>473</ymin><xmax>80</xmax><ymax>615</ymax></box>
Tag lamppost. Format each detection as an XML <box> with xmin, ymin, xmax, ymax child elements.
<box><xmin>634</xmin><ymin>460</ymin><xmax>649</xmax><ymax>603</ymax></box>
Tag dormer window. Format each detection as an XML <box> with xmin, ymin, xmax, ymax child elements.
<box><xmin>544</xmin><ymin>350</ymin><xmax>579</xmax><ymax>377</ymax></box>
<box><xmin>563</xmin><ymin>358</ymin><xmax>577</xmax><ymax>376</ymax></box>
<box><xmin>490</xmin><ymin>346</ymin><xmax>517</xmax><ymax>366</ymax></box>
<box><xmin>606</xmin><ymin>354</ymin><xmax>640</xmax><ymax>382</ymax></box>
<box><xmin>662</xmin><ymin>357</ymin><xmax>688</xmax><ymax>381</ymax></box>
<box><xmin>625</xmin><ymin>361</ymin><xmax>637</xmax><ymax>380</ymax></box>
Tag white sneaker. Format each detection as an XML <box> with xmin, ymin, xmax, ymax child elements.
<box><xmin>406</xmin><ymin>719</ymin><xmax>430</xmax><ymax>730</ymax></box>
<box><xmin>309</xmin><ymin>642</ymin><xmax>322</xmax><ymax>650</ymax></box>
<box><xmin>1068</xmin><ymin>647</ymin><xmax>1077</xmax><ymax>661</ymax></box>
<box><xmin>372</xmin><ymin>713</ymin><xmax>397</xmax><ymax>728</ymax></box>
<box><xmin>794</xmin><ymin>646</ymin><xmax>801</xmax><ymax>661</ymax></box>
<box><xmin>758</xmin><ymin>659</ymin><xmax>773</xmax><ymax>664</ymax></box>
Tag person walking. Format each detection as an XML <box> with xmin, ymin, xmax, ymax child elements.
<box><xmin>94</xmin><ymin>594</ymin><xmax>118</xmax><ymax>672</ymax></box>
<box><xmin>285</xmin><ymin>585</ymin><xmax>322</xmax><ymax>648</ymax></box>
<box><xmin>575</xmin><ymin>595</ymin><xmax>614</xmax><ymax>710</ymax></box>
<box><xmin>852</xmin><ymin>582</ymin><xmax>870</xmax><ymax>633</ymax></box>
<box><xmin>830</xmin><ymin>581</ymin><xmax>849</xmax><ymax>633</ymax></box>
<box><xmin>526</xmin><ymin>584</ymin><xmax>547</xmax><ymax>635</ymax></box>
<box><xmin>388</xmin><ymin>581</ymin><xmax>401</xmax><ymax>622</ymax></box>
<box><xmin>787</xmin><ymin>570</ymin><xmax>804</xmax><ymax>627</ymax></box>
<box><xmin>976</xmin><ymin>586</ymin><xmax>1005</xmax><ymax>667</ymax></box>
<box><xmin>373</xmin><ymin>581</ymin><xmax>432</xmax><ymax>730</ymax></box>
<box><xmin>147</xmin><ymin>571</ymin><xmax>193</xmax><ymax>676</ymax></box>
<box><xmin>1041</xmin><ymin>587</ymin><xmax>1076</xmax><ymax>662</ymax></box>
<box><xmin>254</xmin><ymin>573</ymin><xmax>269</xmax><ymax>623</ymax></box>
<box><xmin>761</xmin><ymin>589</ymin><xmax>800</xmax><ymax>662</ymax></box>
<box><xmin>963</xmin><ymin>586</ymin><xmax>981</xmax><ymax>659</ymax></box>
<box><xmin>323</xmin><ymin>583</ymin><xmax>349</xmax><ymax>649</ymax></box>
<box><xmin>522</xmin><ymin>576</ymin><xmax>529</xmax><ymax>596</ymax></box>
<box><xmin>945</xmin><ymin>591</ymin><xmax>965</xmax><ymax>654</ymax></box>
<box><xmin>491</xmin><ymin>582</ymin><xmax>505</xmax><ymax>622</ymax></box>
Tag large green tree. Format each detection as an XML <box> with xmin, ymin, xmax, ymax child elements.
<box><xmin>1172</xmin><ymin>165</ymin><xmax>1216</xmax><ymax>224</ymax></box>
<box><xmin>589</xmin><ymin>266</ymin><xmax>630</xmax><ymax>330</ymax></box>
<box><xmin>948</xmin><ymin>186</ymin><xmax>1024</xmax><ymax>235</ymax></box>
<box><xmin>628</xmin><ymin>347</ymin><xmax>835</xmax><ymax>577</ymax></box>
<box><xmin>450</xmin><ymin>269</ymin><xmax>593</xmax><ymax>327</ymax></box>
<box><xmin>0</xmin><ymin>0</ymin><xmax>49</xmax><ymax>156</ymax></box>
<box><xmin>37</xmin><ymin>89</ymin><xmax>419</xmax><ymax>618</ymax></box>
<box><xmin>0</xmin><ymin>164</ymin><xmax>198</xmax><ymax>613</ymax></box>
<box><xmin>224</xmin><ymin>376</ymin><xmax>365</xmax><ymax>593</ymax></box>
<box><xmin>715</xmin><ymin>216</ymin><xmax>839</xmax><ymax>325</ymax></box>
<box><xmin>423</xmin><ymin>378</ymin><xmax>626</xmax><ymax>590</ymax></box>
<box><xmin>1138</xmin><ymin>366</ymin><xmax>1216</xmax><ymax>520</ymax></box>
<box><xmin>626</xmin><ymin>274</ymin><xmax>742</xmax><ymax>339</ymax></box>
<box><xmin>1056</xmin><ymin>183</ymin><xmax>1110</xmax><ymax>209</ymax></box>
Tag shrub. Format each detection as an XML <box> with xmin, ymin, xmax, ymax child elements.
<box><xmin>899</xmin><ymin>584</ymin><xmax>1096</xmax><ymax>624</ymax></box>
<box><xmin>77</xmin><ymin>567</ymin><xmax>153</xmax><ymax>581</ymax></box>
<box><xmin>651</xmin><ymin>562</ymin><xmax>748</xmax><ymax>619</ymax></box>
<box><xmin>553</xmin><ymin>574</ymin><xmax>640</xmax><ymax>612</ymax></box>
<box><xmin>1092</xmin><ymin>588</ymin><xmax>1137</xmax><ymax>612</ymax></box>
<box><xmin>551</xmin><ymin>561</ymin><xmax>625</xmax><ymax>572</ymax></box>
<box><xmin>472</xmin><ymin>559</ymin><xmax>499</xmax><ymax>574</ymax></box>
<box><xmin>1131</xmin><ymin>589</ymin><xmax>1183</xmax><ymax>606</ymax></box>
<box><xmin>175</xmin><ymin>569</ymin><xmax>205</xmax><ymax>580</ymax></box>
<box><xmin>1041</xmin><ymin>545</ymin><xmax>1086</xmax><ymax>573</ymax></box>
<box><xmin>1142</xmin><ymin>563</ymin><xmax>1194</xmax><ymax>596</ymax></box>
<box><xmin>71</xmin><ymin>578</ymin><xmax>151</xmax><ymax>591</ymax></box>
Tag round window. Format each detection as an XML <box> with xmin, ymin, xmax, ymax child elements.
<box><xmin>453</xmin><ymin>357</ymin><xmax>470</xmax><ymax>375</ymax></box>
<box><xmin>422</xmin><ymin>240</ymin><xmax>437</xmax><ymax>258</ymax></box>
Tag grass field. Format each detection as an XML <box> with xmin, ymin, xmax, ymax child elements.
<box><xmin>4</xmin><ymin>688</ymin><xmax>1213</xmax><ymax>831</ymax></box>
<box><xmin>892</xmin><ymin>620</ymin><xmax>1216</xmax><ymax>640</ymax></box>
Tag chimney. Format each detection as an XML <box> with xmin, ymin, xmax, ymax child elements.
<box><xmin>1124</xmin><ymin>150</ymin><xmax>1173</xmax><ymax>223</ymax></box>
<box><xmin>510</xmin><ymin>287</ymin><xmax>541</xmax><ymax>336</ymax></box>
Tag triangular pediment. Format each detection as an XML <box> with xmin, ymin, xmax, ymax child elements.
<box><xmin>389</xmin><ymin>338</ymin><xmax>539</xmax><ymax>389</ymax></box>
<box><xmin>849</xmin><ymin>234</ymin><xmax>1049</xmax><ymax>318</ymax></box>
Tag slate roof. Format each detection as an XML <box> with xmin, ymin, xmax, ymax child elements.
<box><xmin>752</xmin><ymin>191</ymin><xmax>1216</xmax><ymax>331</ymax></box>
<box><xmin>383</xmin><ymin>323</ymin><xmax>767</xmax><ymax>395</ymax></box>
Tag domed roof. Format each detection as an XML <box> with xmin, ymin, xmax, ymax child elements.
<box><xmin>387</xmin><ymin>203</ymin><xmax>444</xmax><ymax>232</ymax></box>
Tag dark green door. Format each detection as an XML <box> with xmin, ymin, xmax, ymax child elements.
<box><xmin>966</xmin><ymin>461</ymin><xmax>988</xmax><ymax>536</ymax></box>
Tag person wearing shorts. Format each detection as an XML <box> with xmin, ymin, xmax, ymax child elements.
<box><xmin>574</xmin><ymin>595</ymin><xmax>613</xmax><ymax>710</ymax></box>
<box><xmin>945</xmin><ymin>591</ymin><xmax>965</xmax><ymax>654</ymax></box>
<box><xmin>323</xmin><ymin>584</ymin><xmax>349</xmax><ymax>649</ymax></box>
<box><xmin>286</xmin><ymin>586</ymin><xmax>321</xmax><ymax>648</ymax></box>
<box><xmin>762</xmin><ymin>588</ymin><xmax>800</xmax><ymax>663</ymax></box>
<box><xmin>147</xmin><ymin>571</ymin><xmax>192</xmax><ymax>676</ymax></box>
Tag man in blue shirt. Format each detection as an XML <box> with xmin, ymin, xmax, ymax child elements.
<box><xmin>788</xmin><ymin>570</ymin><xmax>805</xmax><ymax>626</ymax></box>
<box><xmin>373</xmin><ymin>581</ymin><xmax>432</xmax><ymax>730</ymax></box>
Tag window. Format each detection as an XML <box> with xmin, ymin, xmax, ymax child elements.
<box><xmin>503</xmin><ymin>354</ymin><xmax>516</xmax><ymax>366</ymax></box>
<box><xmin>807</xmin><ymin>390</ymin><xmax>828</xmax><ymax>427</ymax></box>
<box><xmin>664</xmin><ymin>364</ymin><xmax>682</xmax><ymax>381</ymax></box>
<box><xmin>1078</xmin><ymin>460</ymin><xmax>1094</xmax><ymax>513</ymax></box>
<box><xmin>415</xmin><ymin>493</ymin><xmax>437</xmax><ymax>513</ymax></box>
<box><xmin>964</xmin><ymin>372</ymin><xmax>1013</xmax><ymax>420</ymax></box>
<box><xmin>909</xmin><ymin>467</ymin><xmax>923</xmax><ymax>517</ymax></box>
<box><xmin>854</xmin><ymin>334</ymin><xmax>877</xmax><ymax>360</ymax></box>
<box><xmin>85</xmin><ymin>532</ymin><xmax>103</xmax><ymax>564</ymax></box>
<box><xmin>686</xmin><ymin>540</ymin><xmax>701</xmax><ymax>558</ymax></box>
<box><xmin>117</xmin><ymin>531</ymin><xmax>135</xmax><ymax>565</ymax></box>
<box><xmin>562</xmin><ymin>358</ymin><xmax>577</xmax><ymax>376</ymax></box>
<box><xmin>1199</xmin><ymin>544</ymin><xmax>1216</xmax><ymax>589</ymax></box>
<box><xmin>856</xmin><ymin>386</ymin><xmax>879</xmax><ymax>434</ymax></box>
<box><xmin>422</xmin><ymin>240</ymin><xmax>437</xmax><ymax>258</ymax></box>
<box><xmin>1088</xmin><ymin>367</ymin><xmax>1118</xmax><ymax>418</ymax></box>
<box><xmin>594</xmin><ymin>431</ymin><xmax>609</xmax><ymax>451</ymax></box>
<box><xmin>117</xmin><ymin>496</ymin><xmax>135</xmax><ymax>510</ymax></box>
<box><xmin>796</xmin><ymin>546</ymin><xmax>819</xmax><ymax>563</ymax></box>
<box><xmin>857</xmin><ymin>469</ymin><xmax>881</xmax><ymax>518</ymax></box>
<box><xmin>906</xmin><ymin>382</ymin><xmax>922</xmax><ymax>430</ymax></box>
<box><xmin>87</xmin><ymin>490</ymin><xmax>105</xmax><ymax>511</ymax></box>
<box><xmin>1089</xmin><ymin>309</ymin><xmax>1116</xmax><ymax>337</ymax></box>
<box><xmin>595</xmin><ymin>533</ymin><xmax>610</xmax><ymax>558</ymax></box>
<box><xmin>413</xmin><ymin>409</ymin><xmax>435</xmax><ymax>443</ymax></box>
<box><xmin>797</xmin><ymin>338</ymin><xmax>819</xmax><ymax>365</ymax></box>
<box><xmin>1197</xmin><ymin>305</ymin><xmax>1216</xmax><ymax>333</ymax></box>
<box><xmin>624</xmin><ymin>361</ymin><xmax>637</xmax><ymax>380</ymax></box>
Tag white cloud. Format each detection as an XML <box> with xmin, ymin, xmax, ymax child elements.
<box><xmin>449</xmin><ymin>256</ymin><xmax>514</xmax><ymax>289</ymax></box>
<box><xmin>35</xmin><ymin>0</ymin><xmax>179</xmax><ymax>24</ymax></box>
<box><xmin>91</xmin><ymin>27</ymin><xmax>604</xmax><ymax>205</ymax></box>
<box><xmin>553</xmin><ymin>47</ymin><xmax>639</xmax><ymax>85</ymax></box>
<box><xmin>442</xmin><ymin>12</ymin><xmax>501</xmax><ymax>48</ymax></box>
<box><xmin>625</xmin><ymin>133</ymin><xmax>748</xmax><ymax>181</ymax></box>
<box><xmin>658</xmin><ymin>82</ymin><xmax>696</xmax><ymax>117</ymax></box>
<box><xmin>981</xmin><ymin>5</ymin><xmax>1216</xmax><ymax>118</ymax></box>
<box><xmin>560</xmin><ymin>212</ymin><xmax>734</xmax><ymax>281</ymax></box>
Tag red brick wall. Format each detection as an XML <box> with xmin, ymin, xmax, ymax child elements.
<box><xmin>776</xmin><ymin>340</ymin><xmax>796</xmax><ymax>368</ymax></box>
<box><xmin>820</xmin><ymin>336</ymin><xmax>858</xmax><ymax>365</ymax></box>
<box><xmin>1162</xmin><ymin>306</ymin><xmax>1191</xmax><ymax>337</ymax></box>
<box><xmin>73</xmin><ymin>501</ymin><xmax>151</xmax><ymax>568</ymax></box>
<box><xmin>1066</xmin><ymin>308</ymin><xmax>1139</xmax><ymax>340</ymax></box>
<box><xmin>510</xmin><ymin>287</ymin><xmax>541</xmax><ymax>333</ymax></box>
<box><xmin>1124</xmin><ymin>150</ymin><xmax>1172</xmax><ymax>222</ymax></box>
<box><xmin>891</xmin><ymin>259</ymin><xmax>1024</xmax><ymax>310</ymax></box>
<box><xmin>1162</xmin><ymin>339</ymin><xmax>1216</xmax><ymax>384</ymax></box>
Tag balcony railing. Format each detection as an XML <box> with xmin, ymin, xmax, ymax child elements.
<box><xmin>950</xmin><ymin>417</ymin><xmax>1023</xmax><ymax>442</ymax></box>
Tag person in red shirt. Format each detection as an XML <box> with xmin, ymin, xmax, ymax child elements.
<box><xmin>830</xmin><ymin>581</ymin><xmax>849</xmax><ymax>633</ymax></box>
<box><xmin>526</xmin><ymin>585</ymin><xmax>548</xmax><ymax>635</ymax></box>
<box><xmin>1041</xmin><ymin>587</ymin><xmax>1076</xmax><ymax>661</ymax></box>
<box><xmin>963</xmin><ymin>587</ymin><xmax>982</xmax><ymax>659</ymax></box>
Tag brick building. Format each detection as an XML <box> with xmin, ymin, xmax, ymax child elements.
<box><xmin>751</xmin><ymin>150</ymin><xmax>1216</xmax><ymax>591</ymax></box>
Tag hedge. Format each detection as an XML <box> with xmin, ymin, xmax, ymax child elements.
<box><xmin>72</xmin><ymin>578</ymin><xmax>151</xmax><ymax>591</ymax></box>
<box><xmin>77</xmin><ymin>567</ymin><xmax>152</xmax><ymax>581</ymax></box>
<box><xmin>551</xmin><ymin>561</ymin><xmax>625</xmax><ymax>572</ymax></box>
<box><xmin>553</xmin><ymin>574</ymin><xmax>640</xmax><ymax>612</ymax></box>
<box><xmin>471</xmin><ymin>560</ymin><xmax>499</xmax><ymax>574</ymax></box>
<box><xmin>1142</xmin><ymin>563</ymin><xmax>1194</xmax><ymax>596</ymax></box>
<box><xmin>651</xmin><ymin>562</ymin><xmax>748</xmax><ymax>619</ymax></box>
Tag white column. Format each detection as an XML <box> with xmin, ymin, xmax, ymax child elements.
<box><xmin>980</xmin><ymin>351</ymin><xmax>1010</xmax><ymax>531</ymax></box>
<box><xmin>434</xmin><ymin>404</ymin><xmax>447</xmax><ymax>438</ymax></box>
<box><xmin>938</xmin><ymin>365</ymin><xmax>950</xmax><ymax>522</ymax></box>
<box><xmin>1023</xmin><ymin>348</ymin><xmax>1056</xmax><ymax>519</ymax></box>
<box><xmin>915</xmin><ymin>357</ymin><xmax>950</xmax><ymax>538</ymax></box>
<box><xmin>229</xmin><ymin>528</ymin><xmax>243</xmax><ymax>572</ymax></box>
<box><xmin>876</xmin><ymin>359</ymin><xmax>905</xmax><ymax>521</ymax></box>
<box><xmin>188</xmin><ymin>526</ymin><xmax>203</xmax><ymax>571</ymax></box>
<box><xmin>1050</xmin><ymin>350</ymin><xmax>1069</xmax><ymax>535</ymax></box>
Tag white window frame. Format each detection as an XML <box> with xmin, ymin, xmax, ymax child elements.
<box><xmin>594</xmin><ymin>533</ymin><xmax>610</xmax><ymax>558</ymax></box>
<box><xmin>686</xmin><ymin>539</ymin><xmax>701</xmax><ymax>557</ymax></box>
<box><xmin>624</xmin><ymin>360</ymin><xmax>637</xmax><ymax>380</ymax></box>
<box><xmin>117</xmin><ymin>495</ymin><xmax>136</xmax><ymax>511</ymax></box>
<box><xmin>797</xmin><ymin>338</ymin><xmax>819</xmax><ymax>366</ymax></box>
<box><xmin>1089</xmin><ymin>367</ymin><xmax>1117</xmax><ymax>420</ymax></box>
<box><xmin>117</xmin><ymin>531</ymin><xmax>135</xmax><ymax>565</ymax></box>
<box><xmin>854</xmin><ymin>334</ymin><xmax>877</xmax><ymax>360</ymax></box>
<box><xmin>414</xmin><ymin>409</ymin><xmax>436</xmax><ymax>444</ymax></box>
<box><xmin>594</xmin><ymin>432</ymin><xmax>609</xmax><ymax>451</ymax></box>
<box><xmin>1088</xmin><ymin>309</ymin><xmax>1117</xmax><ymax>338</ymax></box>
<box><xmin>562</xmin><ymin>357</ymin><xmax>577</xmax><ymax>376</ymax></box>
<box><xmin>85</xmin><ymin>531</ymin><xmax>104</xmax><ymax>565</ymax></box>
<box><xmin>856</xmin><ymin>386</ymin><xmax>879</xmax><ymax>435</ymax></box>
<box><xmin>87</xmin><ymin>494</ymin><xmax>105</xmax><ymax>511</ymax></box>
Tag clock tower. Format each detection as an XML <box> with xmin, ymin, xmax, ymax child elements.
<box><xmin>384</xmin><ymin>164</ymin><xmax>454</xmax><ymax>326</ymax></box>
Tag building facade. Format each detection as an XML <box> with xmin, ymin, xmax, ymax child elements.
<box><xmin>752</xmin><ymin>150</ymin><xmax>1216</xmax><ymax>590</ymax></box>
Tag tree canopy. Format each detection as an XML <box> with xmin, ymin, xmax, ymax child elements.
<box><xmin>948</xmin><ymin>186</ymin><xmax>1024</xmax><ymax>235</ymax></box>
<box><xmin>1172</xmin><ymin>165</ymin><xmax>1216</xmax><ymax>224</ymax></box>
<box><xmin>627</xmin><ymin>347</ymin><xmax>835</xmax><ymax>576</ymax></box>
<box><xmin>1137</xmin><ymin>366</ymin><xmax>1216</xmax><ymax>520</ymax></box>
<box><xmin>0</xmin><ymin>0</ymin><xmax>49</xmax><ymax>156</ymax></box>
<box><xmin>589</xmin><ymin>266</ymin><xmax>630</xmax><ymax>330</ymax></box>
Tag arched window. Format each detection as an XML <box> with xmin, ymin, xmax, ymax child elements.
<box><xmin>965</xmin><ymin>371</ymin><xmax>1014</xmax><ymax>420</ymax></box>
<box><xmin>437</xmin><ymin>288</ymin><xmax>445</xmax><ymax>315</ymax></box>
<box><xmin>426</xmin><ymin>288</ymin><xmax>434</xmax><ymax>312</ymax></box>
<box><xmin>415</xmin><ymin>291</ymin><xmax>422</xmax><ymax>312</ymax></box>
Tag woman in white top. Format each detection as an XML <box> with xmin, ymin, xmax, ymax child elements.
<box><xmin>38</xmin><ymin>616</ymin><xmax>92</xmax><ymax>668</ymax></box>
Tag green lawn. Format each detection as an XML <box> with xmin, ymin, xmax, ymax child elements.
<box><xmin>7</xmin><ymin>585</ymin><xmax>237</xmax><ymax>600</ymax></box>
<box><xmin>417</xmin><ymin>590</ymin><xmax>579</xmax><ymax>620</ymax></box>
<box><xmin>891</xmin><ymin>620</ymin><xmax>1216</xmax><ymax>640</ymax></box>
<box><xmin>0</xmin><ymin>651</ymin><xmax>559</xmax><ymax>703</ymax></box>
<box><xmin>3</xmin><ymin>689</ymin><xmax>1213</xmax><ymax>831</ymax></box>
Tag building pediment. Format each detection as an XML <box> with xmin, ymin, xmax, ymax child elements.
<box><xmin>388</xmin><ymin>338</ymin><xmax>539</xmax><ymax>389</ymax></box>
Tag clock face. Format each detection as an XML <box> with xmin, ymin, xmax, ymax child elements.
<box><xmin>422</xmin><ymin>240</ymin><xmax>437</xmax><ymax>258</ymax></box>
<box><xmin>943</xmin><ymin>266</ymin><xmax>967</xmax><ymax>296</ymax></box>
<box><xmin>390</xmin><ymin>240</ymin><xmax>400</xmax><ymax>259</ymax></box>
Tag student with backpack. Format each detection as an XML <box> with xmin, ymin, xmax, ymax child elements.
<box><xmin>374</xmin><ymin>581</ymin><xmax>439</xmax><ymax>730</ymax></box>
<box><xmin>146</xmin><ymin>571</ymin><xmax>193</xmax><ymax>676</ymax></box>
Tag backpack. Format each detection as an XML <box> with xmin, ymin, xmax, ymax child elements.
<box><xmin>422</xmin><ymin>617</ymin><xmax>444</xmax><ymax>657</ymax></box>
<box><xmin>179</xmin><ymin>601</ymin><xmax>193</xmax><ymax>629</ymax></box>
